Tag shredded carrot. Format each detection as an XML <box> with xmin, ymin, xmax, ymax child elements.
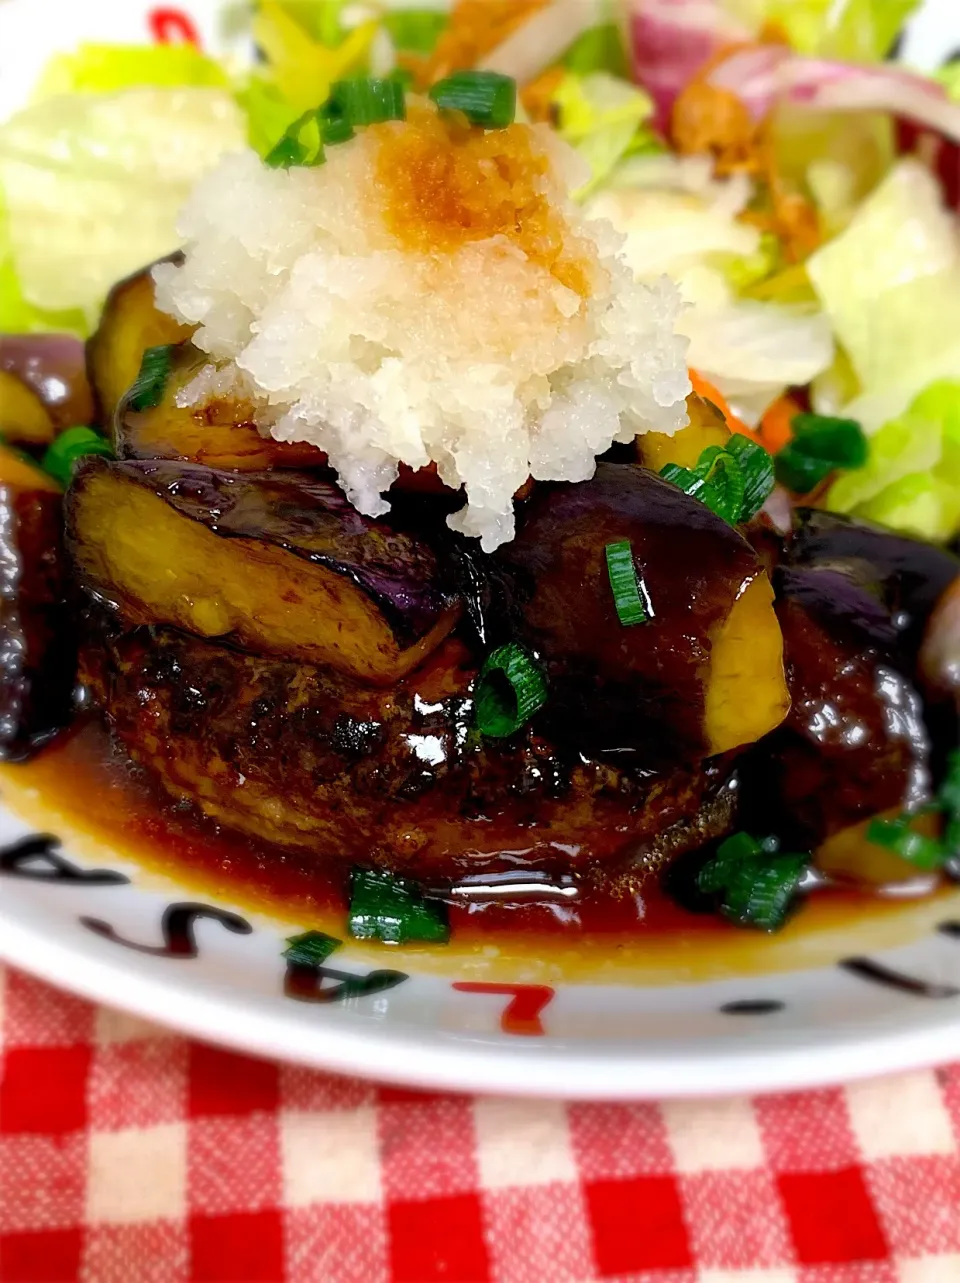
<box><xmin>759</xmin><ymin>394</ymin><xmax>801</xmax><ymax>454</ymax></box>
<box><xmin>688</xmin><ymin>371</ymin><xmax>763</xmax><ymax>444</ymax></box>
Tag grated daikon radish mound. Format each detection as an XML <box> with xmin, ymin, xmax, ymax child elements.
<box><xmin>154</xmin><ymin>97</ymin><xmax>690</xmax><ymax>551</ymax></box>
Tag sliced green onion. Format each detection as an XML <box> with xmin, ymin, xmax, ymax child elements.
<box><xmin>388</xmin><ymin>67</ymin><xmax>415</xmax><ymax>94</ymax></box>
<box><xmin>725</xmin><ymin>434</ymin><xmax>775</xmax><ymax>521</ymax></box>
<box><xmin>42</xmin><ymin>427</ymin><xmax>114</xmax><ymax>487</ymax></box>
<box><xmin>264</xmin><ymin>134</ymin><xmax>309</xmax><ymax>169</ymax></box>
<box><xmin>282</xmin><ymin>930</ymin><xmax>339</xmax><ymax>967</ymax></box>
<box><xmin>775</xmin><ymin>412</ymin><xmax>867</xmax><ymax>494</ymax></box>
<box><xmin>265</xmin><ymin>107</ymin><xmax>326</xmax><ymax>169</ymax></box>
<box><xmin>720</xmin><ymin>854</ymin><xmax>808</xmax><ymax>931</ymax></box>
<box><xmin>867</xmin><ymin>817</ymin><xmax>946</xmax><ymax>871</ymax></box>
<box><xmin>326</xmin><ymin>77</ymin><xmax>407</xmax><ymax>129</ymax></box>
<box><xmin>429</xmin><ymin>71</ymin><xmax>517</xmax><ymax>129</ymax></box>
<box><xmin>384</xmin><ymin>9</ymin><xmax>448</xmax><ymax>54</ymax></box>
<box><xmin>700</xmin><ymin>448</ymin><xmax>746</xmax><ymax>525</ymax></box>
<box><xmin>945</xmin><ymin>814</ymin><xmax>960</xmax><ymax>859</ymax></box>
<box><xmin>939</xmin><ymin>748</ymin><xmax>960</xmax><ymax>817</ymax></box>
<box><xmin>127</xmin><ymin>344</ymin><xmax>174</xmax><ymax>413</ymax></box>
<box><xmin>658</xmin><ymin>462</ymin><xmax>698</xmax><ymax>492</ymax></box>
<box><xmin>320</xmin><ymin>114</ymin><xmax>355</xmax><ymax>146</ymax></box>
<box><xmin>661</xmin><ymin>446</ymin><xmax>745</xmax><ymax>526</ymax></box>
<box><xmin>348</xmin><ymin>867</ymin><xmax>449</xmax><ymax>945</ymax></box>
<box><xmin>475</xmin><ymin>643</ymin><xmax>548</xmax><ymax>739</ymax></box>
<box><xmin>698</xmin><ymin>831</ymin><xmax>762</xmax><ymax>894</ymax></box>
<box><xmin>699</xmin><ymin>832</ymin><xmax>807</xmax><ymax>931</ymax></box>
<box><xmin>604</xmin><ymin>540</ymin><xmax>651</xmax><ymax>626</ymax></box>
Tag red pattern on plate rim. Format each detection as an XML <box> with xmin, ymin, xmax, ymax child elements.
<box><xmin>148</xmin><ymin>6</ymin><xmax>201</xmax><ymax>46</ymax></box>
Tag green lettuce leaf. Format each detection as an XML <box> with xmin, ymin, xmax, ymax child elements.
<box><xmin>0</xmin><ymin>196</ymin><xmax>87</xmax><ymax>334</ymax></box>
<box><xmin>33</xmin><ymin>42</ymin><xmax>230</xmax><ymax>96</ymax></box>
<box><xmin>936</xmin><ymin>60</ymin><xmax>960</xmax><ymax>101</ymax></box>
<box><xmin>250</xmin><ymin>1</ymin><xmax>375</xmax><ymax>114</ymax></box>
<box><xmin>725</xmin><ymin>0</ymin><xmax>920</xmax><ymax>59</ymax></box>
<box><xmin>806</xmin><ymin>161</ymin><xmax>960</xmax><ymax>435</ymax></box>
<box><xmin>827</xmin><ymin>381</ymin><xmax>960</xmax><ymax>540</ymax></box>
<box><xmin>563</xmin><ymin>23</ymin><xmax>629</xmax><ymax>78</ymax></box>
<box><xmin>553</xmin><ymin>72</ymin><xmax>658</xmax><ymax>199</ymax></box>
<box><xmin>0</xmin><ymin>88</ymin><xmax>245</xmax><ymax>330</ymax></box>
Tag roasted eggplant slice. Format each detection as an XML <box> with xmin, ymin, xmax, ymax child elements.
<box><xmin>80</xmin><ymin>608</ymin><xmax>737</xmax><ymax>879</ymax></box>
<box><xmin>67</xmin><ymin>458</ymin><xmax>462</xmax><ymax>684</ymax></box>
<box><xmin>636</xmin><ymin>393</ymin><xmax>731</xmax><ymax>473</ymax></box>
<box><xmin>86</xmin><ymin>257</ymin><xmax>194</xmax><ymax>426</ymax></box>
<box><xmin>493</xmin><ymin>463</ymin><xmax>790</xmax><ymax>765</ymax></box>
<box><xmin>0</xmin><ymin>370</ymin><xmax>55</xmax><ymax>446</ymax></box>
<box><xmin>752</xmin><ymin>513</ymin><xmax>960</xmax><ymax>883</ymax></box>
<box><xmin>0</xmin><ymin>335</ymin><xmax>96</xmax><ymax>444</ymax></box>
<box><xmin>0</xmin><ymin>447</ymin><xmax>76</xmax><ymax>758</ymax></box>
<box><xmin>920</xmin><ymin>575</ymin><xmax>960</xmax><ymax>703</ymax></box>
<box><xmin>116</xmin><ymin>341</ymin><xmax>328</xmax><ymax>470</ymax></box>
<box><xmin>785</xmin><ymin>508</ymin><xmax>960</xmax><ymax>654</ymax></box>
<box><xmin>738</xmin><ymin>552</ymin><xmax>938</xmax><ymax>886</ymax></box>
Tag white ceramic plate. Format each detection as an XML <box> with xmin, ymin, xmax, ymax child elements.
<box><xmin>1</xmin><ymin>0</ymin><xmax>959</xmax><ymax>1099</ymax></box>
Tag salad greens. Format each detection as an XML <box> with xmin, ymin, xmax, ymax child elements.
<box><xmin>553</xmin><ymin>72</ymin><xmax>659</xmax><ymax>196</ymax></box>
<box><xmin>827</xmin><ymin>381</ymin><xmax>960</xmax><ymax>540</ymax></box>
<box><xmin>728</xmin><ymin>0</ymin><xmax>920</xmax><ymax>61</ymax></box>
<box><xmin>0</xmin><ymin>44</ymin><xmax>244</xmax><ymax>330</ymax></box>
<box><xmin>807</xmin><ymin>161</ymin><xmax>960</xmax><ymax>436</ymax></box>
<box><xmin>2</xmin><ymin>0</ymin><xmax>960</xmax><ymax>541</ymax></box>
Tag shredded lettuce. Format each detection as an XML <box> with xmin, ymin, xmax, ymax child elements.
<box><xmin>937</xmin><ymin>61</ymin><xmax>960</xmax><ymax>102</ymax></box>
<box><xmin>827</xmin><ymin>381</ymin><xmax>960</xmax><ymax>540</ymax></box>
<box><xmin>563</xmin><ymin>23</ymin><xmax>629</xmax><ymax>78</ymax></box>
<box><xmin>250</xmin><ymin>1</ymin><xmax>376</xmax><ymax>115</ymax></box>
<box><xmin>272</xmin><ymin>0</ymin><xmax>351</xmax><ymax>47</ymax></box>
<box><xmin>806</xmin><ymin>161</ymin><xmax>960</xmax><ymax>434</ymax></box>
<box><xmin>587</xmin><ymin>153</ymin><xmax>833</xmax><ymax>422</ymax></box>
<box><xmin>32</xmin><ymin>42</ymin><xmax>230</xmax><ymax>96</ymax></box>
<box><xmin>0</xmin><ymin>88</ymin><xmax>244</xmax><ymax>329</ymax></box>
<box><xmin>0</xmin><ymin>196</ymin><xmax>87</xmax><ymax>334</ymax></box>
<box><xmin>724</xmin><ymin>0</ymin><xmax>920</xmax><ymax>59</ymax></box>
<box><xmin>771</xmin><ymin>105</ymin><xmax>895</xmax><ymax>239</ymax></box>
<box><xmin>554</xmin><ymin>72</ymin><xmax>658</xmax><ymax>198</ymax></box>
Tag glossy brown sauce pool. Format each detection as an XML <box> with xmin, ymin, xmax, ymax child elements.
<box><xmin>2</xmin><ymin>717</ymin><xmax>956</xmax><ymax>984</ymax></box>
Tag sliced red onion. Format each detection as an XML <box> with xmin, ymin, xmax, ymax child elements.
<box><xmin>626</xmin><ymin>0</ymin><xmax>750</xmax><ymax>128</ymax></box>
<box><xmin>706</xmin><ymin>46</ymin><xmax>960</xmax><ymax>141</ymax></box>
<box><xmin>759</xmin><ymin>483</ymin><xmax>793</xmax><ymax>535</ymax></box>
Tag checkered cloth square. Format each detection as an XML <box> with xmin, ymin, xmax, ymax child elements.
<box><xmin>1</xmin><ymin>964</ymin><xmax>958</xmax><ymax>1282</ymax></box>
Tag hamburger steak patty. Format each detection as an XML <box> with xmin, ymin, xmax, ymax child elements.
<box><xmin>79</xmin><ymin>607</ymin><xmax>739</xmax><ymax>885</ymax></box>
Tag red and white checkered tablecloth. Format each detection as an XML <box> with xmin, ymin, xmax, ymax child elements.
<box><xmin>2</xmin><ymin>965</ymin><xmax>959</xmax><ymax>1283</ymax></box>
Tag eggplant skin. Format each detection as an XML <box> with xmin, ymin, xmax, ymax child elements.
<box><xmin>493</xmin><ymin>463</ymin><xmax>788</xmax><ymax>766</ymax></box>
<box><xmin>66</xmin><ymin>457</ymin><xmax>463</xmax><ymax>685</ymax></box>
<box><xmin>86</xmin><ymin>257</ymin><xmax>194</xmax><ymax>428</ymax></box>
<box><xmin>0</xmin><ymin>334</ymin><xmax>95</xmax><ymax>437</ymax></box>
<box><xmin>786</xmin><ymin>508</ymin><xmax>960</xmax><ymax>655</ymax></box>
<box><xmin>0</xmin><ymin>475</ymin><xmax>76</xmax><ymax>759</ymax></box>
<box><xmin>743</xmin><ymin>589</ymin><xmax>933</xmax><ymax>847</ymax></box>
<box><xmin>116</xmin><ymin>341</ymin><xmax>328</xmax><ymax>471</ymax></box>
<box><xmin>80</xmin><ymin>608</ymin><xmax>737</xmax><ymax>882</ymax></box>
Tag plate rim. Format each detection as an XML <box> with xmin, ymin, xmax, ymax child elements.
<box><xmin>3</xmin><ymin>902</ymin><xmax>960</xmax><ymax>1098</ymax></box>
